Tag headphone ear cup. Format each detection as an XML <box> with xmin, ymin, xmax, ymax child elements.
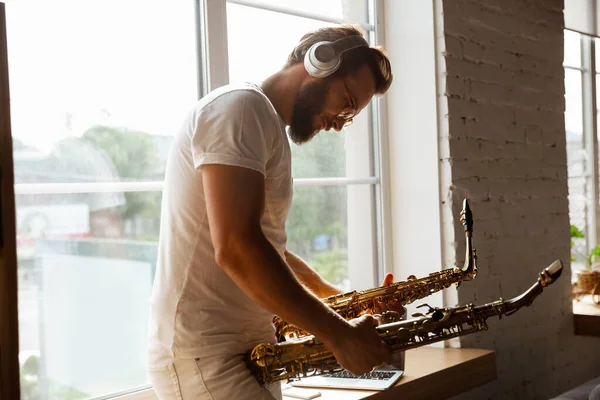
<box><xmin>304</xmin><ymin>41</ymin><xmax>342</xmax><ymax>78</ymax></box>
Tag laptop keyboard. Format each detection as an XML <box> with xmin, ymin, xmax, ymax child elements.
<box><xmin>323</xmin><ymin>370</ymin><xmax>397</xmax><ymax>380</ymax></box>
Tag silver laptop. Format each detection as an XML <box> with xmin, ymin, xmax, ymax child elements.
<box><xmin>289</xmin><ymin>368</ymin><xmax>404</xmax><ymax>391</ymax></box>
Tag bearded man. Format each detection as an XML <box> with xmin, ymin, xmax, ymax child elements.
<box><xmin>147</xmin><ymin>24</ymin><xmax>395</xmax><ymax>400</ymax></box>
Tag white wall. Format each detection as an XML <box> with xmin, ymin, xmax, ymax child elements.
<box><xmin>383</xmin><ymin>0</ymin><xmax>600</xmax><ymax>398</ymax></box>
<box><xmin>382</xmin><ymin>0</ymin><xmax>447</xmax><ymax>319</ymax></box>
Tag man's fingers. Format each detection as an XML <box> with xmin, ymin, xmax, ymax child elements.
<box><xmin>359</xmin><ymin>314</ymin><xmax>380</xmax><ymax>327</ymax></box>
<box><xmin>372</xmin><ymin>313</ymin><xmax>383</xmax><ymax>326</ymax></box>
<box><xmin>381</xmin><ymin>273</ymin><xmax>394</xmax><ymax>287</ymax></box>
<box><xmin>365</xmin><ymin>314</ymin><xmax>377</xmax><ymax>326</ymax></box>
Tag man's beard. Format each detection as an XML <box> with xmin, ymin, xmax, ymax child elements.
<box><xmin>288</xmin><ymin>80</ymin><xmax>329</xmax><ymax>145</ymax></box>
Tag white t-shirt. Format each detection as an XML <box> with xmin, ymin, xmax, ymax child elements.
<box><xmin>148</xmin><ymin>83</ymin><xmax>292</xmax><ymax>360</ymax></box>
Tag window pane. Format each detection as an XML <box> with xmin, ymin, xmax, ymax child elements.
<box><xmin>226</xmin><ymin>3</ymin><xmax>375</xmax><ymax>179</ymax></box>
<box><xmin>227</xmin><ymin>3</ymin><xmax>333</xmax><ymax>83</ymax></box>
<box><xmin>286</xmin><ymin>186</ymin><xmax>349</xmax><ymax>290</ymax></box>
<box><xmin>565</xmin><ymin>68</ymin><xmax>583</xmax><ymax>137</ymax></box>
<box><xmin>8</xmin><ymin>0</ymin><xmax>195</xmax><ymax>398</ymax></box>
<box><xmin>564</xmin><ymin>30</ymin><xmax>582</xmax><ymax>68</ymax></box>
<box><xmin>228</xmin><ymin>0</ymin><xmax>368</xmax><ymax>23</ymax></box>
<box><xmin>568</xmin><ymin>174</ymin><xmax>589</xmax><ymax>266</ymax></box>
<box><xmin>564</xmin><ymin>67</ymin><xmax>585</xmax><ymax>266</ymax></box>
<box><xmin>7</xmin><ymin>0</ymin><xmax>196</xmax><ymax>184</ymax></box>
<box><xmin>289</xmin><ymin>113</ymin><xmax>373</xmax><ymax>179</ymax></box>
<box><xmin>286</xmin><ymin>185</ymin><xmax>376</xmax><ymax>292</ymax></box>
<box><xmin>596</xmin><ymin>37</ymin><xmax>600</xmax><ymax>69</ymax></box>
<box><xmin>17</xmin><ymin>191</ymin><xmax>160</xmax><ymax>399</ymax></box>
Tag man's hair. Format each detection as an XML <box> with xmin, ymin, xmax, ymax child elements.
<box><xmin>284</xmin><ymin>25</ymin><xmax>393</xmax><ymax>95</ymax></box>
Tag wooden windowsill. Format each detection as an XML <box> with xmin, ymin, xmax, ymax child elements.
<box><xmin>113</xmin><ymin>347</ymin><xmax>496</xmax><ymax>400</ymax></box>
<box><xmin>283</xmin><ymin>347</ymin><xmax>497</xmax><ymax>400</ymax></box>
<box><xmin>573</xmin><ymin>295</ymin><xmax>600</xmax><ymax>337</ymax></box>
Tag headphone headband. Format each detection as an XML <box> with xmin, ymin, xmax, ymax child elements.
<box><xmin>304</xmin><ymin>35</ymin><xmax>369</xmax><ymax>78</ymax></box>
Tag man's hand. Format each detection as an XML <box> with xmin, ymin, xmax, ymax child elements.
<box><xmin>323</xmin><ymin>274</ymin><xmax>404</xmax><ymax>375</ymax></box>
<box><xmin>373</xmin><ymin>273</ymin><xmax>406</xmax><ymax>316</ymax></box>
<box><xmin>325</xmin><ymin>315</ymin><xmax>392</xmax><ymax>376</ymax></box>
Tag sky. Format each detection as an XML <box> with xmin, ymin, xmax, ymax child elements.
<box><xmin>4</xmin><ymin>0</ymin><xmax>362</xmax><ymax>154</ymax></box>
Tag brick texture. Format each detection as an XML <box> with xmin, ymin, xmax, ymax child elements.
<box><xmin>438</xmin><ymin>0</ymin><xmax>600</xmax><ymax>399</ymax></box>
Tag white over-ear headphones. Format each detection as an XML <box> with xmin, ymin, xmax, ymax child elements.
<box><xmin>304</xmin><ymin>35</ymin><xmax>369</xmax><ymax>79</ymax></box>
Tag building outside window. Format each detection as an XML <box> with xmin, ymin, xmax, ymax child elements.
<box><xmin>9</xmin><ymin>1</ymin><xmax>389</xmax><ymax>398</ymax></box>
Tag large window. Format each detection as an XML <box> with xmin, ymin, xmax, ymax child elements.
<box><xmin>564</xmin><ymin>30</ymin><xmax>600</xmax><ymax>272</ymax></box>
<box><xmin>11</xmin><ymin>0</ymin><xmax>387</xmax><ymax>399</ymax></box>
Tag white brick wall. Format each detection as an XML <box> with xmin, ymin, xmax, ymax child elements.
<box><xmin>438</xmin><ymin>0</ymin><xmax>600</xmax><ymax>399</ymax></box>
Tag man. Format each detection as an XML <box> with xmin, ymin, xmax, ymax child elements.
<box><xmin>147</xmin><ymin>25</ymin><xmax>394</xmax><ymax>400</ymax></box>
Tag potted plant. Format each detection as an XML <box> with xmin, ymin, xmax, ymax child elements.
<box><xmin>571</xmin><ymin>225</ymin><xmax>600</xmax><ymax>304</ymax></box>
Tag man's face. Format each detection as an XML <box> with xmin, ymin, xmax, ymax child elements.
<box><xmin>288</xmin><ymin>64</ymin><xmax>377</xmax><ymax>144</ymax></box>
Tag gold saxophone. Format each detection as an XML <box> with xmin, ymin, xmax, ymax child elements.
<box><xmin>247</xmin><ymin>259</ymin><xmax>563</xmax><ymax>384</ymax></box>
<box><xmin>274</xmin><ymin>199</ymin><xmax>478</xmax><ymax>341</ymax></box>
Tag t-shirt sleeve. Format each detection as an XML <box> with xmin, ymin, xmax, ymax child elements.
<box><xmin>191</xmin><ymin>90</ymin><xmax>274</xmax><ymax>177</ymax></box>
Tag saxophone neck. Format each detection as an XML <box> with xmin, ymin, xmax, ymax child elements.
<box><xmin>378</xmin><ymin>260</ymin><xmax>564</xmax><ymax>333</ymax></box>
<box><xmin>500</xmin><ymin>259</ymin><xmax>563</xmax><ymax>314</ymax></box>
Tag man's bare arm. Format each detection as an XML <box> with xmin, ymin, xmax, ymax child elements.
<box><xmin>202</xmin><ymin>164</ymin><xmax>346</xmax><ymax>341</ymax></box>
<box><xmin>285</xmin><ymin>249</ymin><xmax>342</xmax><ymax>299</ymax></box>
<box><xmin>201</xmin><ymin>163</ymin><xmax>391</xmax><ymax>374</ymax></box>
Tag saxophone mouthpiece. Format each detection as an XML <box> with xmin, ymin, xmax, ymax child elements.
<box><xmin>461</xmin><ymin>199</ymin><xmax>473</xmax><ymax>233</ymax></box>
<box><xmin>537</xmin><ymin>259</ymin><xmax>563</xmax><ymax>287</ymax></box>
<box><xmin>542</xmin><ymin>259</ymin><xmax>563</xmax><ymax>283</ymax></box>
<box><xmin>459</xmin><ymin>199</ymin><xmax>477</xmax><ymax>276</ymax></box>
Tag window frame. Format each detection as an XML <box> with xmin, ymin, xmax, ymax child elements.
<box><xmin>565</xmin><ymin>29</ymin><xmax>600</xmax><ymax>263</ymax></box>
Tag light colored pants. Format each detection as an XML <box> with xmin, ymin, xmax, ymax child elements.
<box><xmin>147</xmin><ymin>353</ymin><xmax>282</xmax><ymax>400</ymax></box>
